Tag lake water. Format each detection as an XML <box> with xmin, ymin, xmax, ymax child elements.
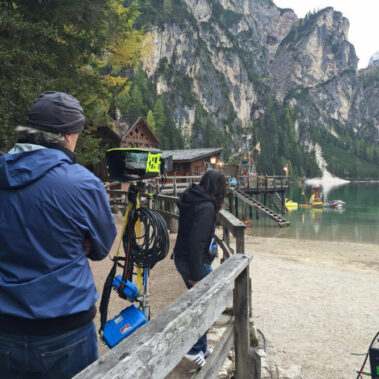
<box><xmin>244</xmin><ymin>182</ymin><xmax>379</xmax><ymax>245</ymax></box>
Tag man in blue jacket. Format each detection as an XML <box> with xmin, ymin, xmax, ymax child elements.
<box><xmin>0</xmin><ymin>91</ymin><xmax>117</xmax><ymax>378</ymax></box>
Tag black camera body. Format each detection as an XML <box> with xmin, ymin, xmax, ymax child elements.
<box><xmin>106</xmin><ymin>148</ymin><xmax>172</xmax><ymax>182</ymax></box>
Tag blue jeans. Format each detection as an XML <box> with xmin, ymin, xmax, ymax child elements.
<box><xmin>0</xmin><ymin>321</ymin><xmax>98</xmax><ymax>379</ymax></box>
<box><xmin>174</xmin><ymin>257</ymin><xmax>212</xmax><ymax>354</ymax></box>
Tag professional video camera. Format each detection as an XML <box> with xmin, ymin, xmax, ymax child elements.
<box><xmin>106</xmin><ymin>147</ymin><xmax>172</xmax><ymax>182</ymax></box>
<box><xmin>100</xmin><ymin>147</ymin><xmax>172</xmax><ymax>349</ymax></box>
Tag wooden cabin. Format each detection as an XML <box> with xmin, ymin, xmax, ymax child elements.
<box><xmin>87</xmin><ymin>126</ymin><xmax>120</xmax><ymax>181</ymax></box>
<box><xmin>117</xmin><ymin>116</ymin><xmax>160</xmax><ymax>149</ymax></box>
<box><xmin>90</xmin><ymin>117</ymin><xmax>160</xmax><ymax>181</ymax></box>
<box><xmin>161</xmin><ymin>148</ymin><xmax>223</xmax><ymax>178</ymax></box>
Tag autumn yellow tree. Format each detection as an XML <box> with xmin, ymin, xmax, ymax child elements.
<box><xmin>0</xmin><ymin>0</ymin><xmax>152</xmax><ymax>164</ymax></box>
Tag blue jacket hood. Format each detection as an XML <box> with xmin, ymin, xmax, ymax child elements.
<box><xmin>0</xmin><ymin>148</ymin><xmax>71</xmax><ymax>189</ymax></box>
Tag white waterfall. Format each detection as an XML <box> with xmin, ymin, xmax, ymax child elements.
<box><xmin>305</xmin><ymin>143</ymin><xmax>350</xmax><ymax>198</ymax></box>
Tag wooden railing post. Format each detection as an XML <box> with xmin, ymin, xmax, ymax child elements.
<box><xmin>223</xmin><ymin>226</ymin><xmax>230</xmax><ymax>262</ymax></box>
<box><xmin>230</xmin><ymin>192</ymin><xmax>236</xmax><ymax>216</ymax></box>
<box><xmin>235</xmin><ymin>196</ymin><xmax>239</xmax><ymax>219</ymax></box>
<box><xmin>173</xmin><ymin>171</ymin><xmax>177</xmax><ymax>197</ymax></box>
<box><xmin>235</xmin><ymin>229</ymin><xmax>245</xmax><ymax>255</ymax></box>
<box><xmin>234</xmin><ymin>264</ymin><xmax>250</xmax><ymax>378</ymax></box>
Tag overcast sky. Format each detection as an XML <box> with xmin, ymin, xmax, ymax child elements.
<box><xmin>273</xmin><ymin>0</ymin><xmax>379</xmax><ymax>69</ymax></box>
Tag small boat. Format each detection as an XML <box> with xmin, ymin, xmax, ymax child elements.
<box><xmin>285</xmin><ymin>200</ymin><xmax>298</xmax><ymax>210</ymax></box>
<box><xmin>323</xmin><ymin>200</ymin><xmax>346</xmax><ymax>208</ymax></box>
<box><xmin>299</xmin><ymin>203</ymin><xmax>311</xmax><ymax>208</ymax></box>
<box><xmin>311</xmin><ymin>201</ymin><xmax>324</xmax><ymax>208</ymax></box>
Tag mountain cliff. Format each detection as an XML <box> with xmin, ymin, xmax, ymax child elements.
<box><xmin>124</xmin><ymin>0</ymin><xmax>379</xmax><ymax>179</ymax></box>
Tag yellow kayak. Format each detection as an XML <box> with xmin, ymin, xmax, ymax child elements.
<box><xmin>311</xmin><ymin>201</ymin><xmax>323</xmax><ymax>208</ymax></box>
<box><xmin>286</xmin><ymin>200</ymin><xmax>298</xmax><ymax>210</ymax></box>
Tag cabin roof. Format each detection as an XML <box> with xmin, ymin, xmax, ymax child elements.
<box><xmin>162</xmin><ymin>148</ymin><xmax>223</xmax><ymax>162</ymax></box>
<box><xmin>116</xmin><ymin>116</ymin><xmax>160</xmax><ymax>145</ymax></box>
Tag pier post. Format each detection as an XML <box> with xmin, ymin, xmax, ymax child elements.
<box><xmin>230</xmin><ymin>193</ymin><xmax>236</xmax><ymax>216</ymax></box>
<box><xmin>255</xmin><ymin>195</ymin><xmax>259</xmax><ymax>220</ymax></box>
<box><xmin>242</xmin><ymin>199</ymin><xmax>246</xmax><ymax>220</ymax></box>
<box><xmin>173</xmin><ymin>172</ymin><xmax>177</xmax><ymax>197</ymax></box>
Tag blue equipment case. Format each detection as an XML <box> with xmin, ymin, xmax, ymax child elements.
<box><xmin>102</xmin><ymin>305</ymin><xmax>147</xmax><ymax>348</ymax></box>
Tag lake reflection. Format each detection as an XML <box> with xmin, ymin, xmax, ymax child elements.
<box><xmin>244</xmin><ymin>182</ymin><xmax>379</xmax><ymax>245</ymax></box>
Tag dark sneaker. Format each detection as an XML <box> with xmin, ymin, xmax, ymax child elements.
<box><xmin>184</xmin><ymin>351</ymin><xmax>206</xmax><ymax>367</ymax></box>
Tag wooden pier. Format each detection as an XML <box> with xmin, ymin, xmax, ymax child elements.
<box><xmin>106</xmin><ymin>174</ymin><xmax>290</xmax><ymax>227</ymax></box>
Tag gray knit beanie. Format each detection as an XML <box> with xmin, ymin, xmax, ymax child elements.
<box><xmin>26</xmin><ymin>91</ymin><xmax>85</xmax><ymax>134</ymax></box>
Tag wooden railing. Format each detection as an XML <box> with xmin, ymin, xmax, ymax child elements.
<box><xmin>153</xmin><ymin>194</ymin><xmax>246</xmax><ymax>259</ymax></box>
<box><xmin>105</xmin><ymin>175</ymin><xmax>288</xmax><ymax>204</ymax></box>
<box><xmin>89</xmin><ymin>187</ymin><xmax>260</xmax><ymax>379</ymax></box>
<box><xmin>107</xmin><ymin>190</ymin><xmax>246</xmax><ymax>259</ymax></box>
<box><xmin>160</xmin><ymin>174</ymin><xmax>201</xmax><ymax>195</ymax></box>
<box><xmin>75</xmin><ymin>254</ymin><xmax>256</xmax><ymax>379</ymax></box>
<box><xmin>236</xmin><ymin>175</ymin><xmax>289</xmax><ymax>192</ymax></box>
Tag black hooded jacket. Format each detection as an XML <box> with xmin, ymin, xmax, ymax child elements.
<box><xmin>174</xmin><ymin>184</ymin><xmax>217</xmax><ymax>281</ymax></box>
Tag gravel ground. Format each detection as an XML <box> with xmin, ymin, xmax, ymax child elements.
<box><xmin>248</xmin><ymin>236</ymin><xmax>379</xmax><ymax>379</ymax></box>
<box><xmin>89</xmin><ymin>214</ymin><xmax>379</xmax><ymax>378</ymax></box>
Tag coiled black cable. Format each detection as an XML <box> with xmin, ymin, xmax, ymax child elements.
<box><xmin>123</xmin><ymin>207</ymin><xmax>170</xmax><ymax>269</ymax></box>
<box><xmin>356</xmin><ymin>331</ymin><xmax>379</xmax><ymax>379</ymax></box>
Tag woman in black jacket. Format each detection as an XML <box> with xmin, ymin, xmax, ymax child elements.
<box><xmin>173</xmin><ymin>170</ymin><xmax>226</xmax><ymax>367</ymax></box>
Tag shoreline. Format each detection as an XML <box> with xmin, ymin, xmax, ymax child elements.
<box><xmin>245</xmin><ymin>235</ymin><xmax>379</xmax><ymax>274</ymax></box>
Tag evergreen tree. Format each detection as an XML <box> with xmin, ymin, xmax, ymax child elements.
<box><xmin>153</xmin><ymin>99</ymin><xmax>167</xmax><ymax>146</ymax></box>
<box><xmin>0</xmin><ymin>0</ymin><xmax>147</xmax><ymax>164</ymax></box>
<box><xmin>146</xmin><ymin>110</ymin><xmax>156</xmax><ymax>133</ymax></box>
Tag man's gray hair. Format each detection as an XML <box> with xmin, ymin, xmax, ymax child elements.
<box><xmin>16</xmin><ymin>126</ymin><xmax>66</xmax><ymax>146</ymax></box>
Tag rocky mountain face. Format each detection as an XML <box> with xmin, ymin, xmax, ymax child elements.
<box><xmin>358</xmin><ymin>55</ymin><xmax>379</xmax><ymax>140</ymax></box>
<box><xmin>138</xmin><ymin>0</ymin><xmax>378</xmax><ymax>177</ymax></box>
<box><xmin>271</xmin><ymin>7</ymin><xmax>378</xmax><ymax>144</ymax></box>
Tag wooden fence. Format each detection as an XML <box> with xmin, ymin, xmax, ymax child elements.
<box><xmin>75</xmin><ymin>188</ymin><xmax>260</xmax><ymax>378</ymax></box>
<box><xmin>75</xmin><ymin>254</ymin><xmax>257</xmax><ymax>379</ymax></box>
<box><xmin>237</xmin><ymin>175</ymin><xmax>289</xmax><ymax>192</ymax></box>
<box><xmin>159</xmin><ymin>174</ymin><xmax>288</xmax><ymax>195</ymax></box>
